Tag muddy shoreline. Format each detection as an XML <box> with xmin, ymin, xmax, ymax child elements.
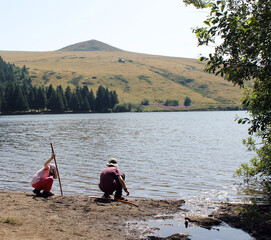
<box><xmin>212</xmin><ymin>202</ymin><xmax>271</xmax><ymax>240</ymax></box>
<box><xmin>0</xmin><ymin>191</ymin><xmax>270</xmax><ymax>240</ymax></box>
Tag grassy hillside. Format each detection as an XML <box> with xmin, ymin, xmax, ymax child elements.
<box><xmin>0</xmin><ymin>49</ymin><xmax>243</xmax><ymax>109</ymax></box>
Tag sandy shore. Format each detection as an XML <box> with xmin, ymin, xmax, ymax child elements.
<box><xmin>0</xmin><ymin>191</ymin><xmax>185</xmax><ymax>240</ymax></box>
<box><xmin>1</xmin><ymin>191</ymin><xmax>271</xmax><ymax>240</ymax></box>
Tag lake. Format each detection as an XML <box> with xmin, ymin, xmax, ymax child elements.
<box><xmin>0</xmin><ymin>111</ymin><xmax>256</xmax><ymax>203</ymax></box>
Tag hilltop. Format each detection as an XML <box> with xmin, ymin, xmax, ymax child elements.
<box><xmin>0</xmin><ymin>40</ymin><xmax>243</xmax><ymax>110</ymax></box>
<box><xmin>58</xmin><ymin>39</ymin><xmax>122</xmax><ymax>52</ymax></box>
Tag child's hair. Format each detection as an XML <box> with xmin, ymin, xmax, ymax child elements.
<box><xmin>49</xmin><ymin>164</ymin><xmax>57</xmax><ymax>178</ymax></box>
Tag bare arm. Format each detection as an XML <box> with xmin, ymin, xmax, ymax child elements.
<box><xmin>44</xmin><ymin>154</ymin><xmax>56</xmax><ymax>169</ymax></box>
<box><xmin>118</xmin><ymin>175</ymin><xmax>130</xmax><ymax>196</ymax></box>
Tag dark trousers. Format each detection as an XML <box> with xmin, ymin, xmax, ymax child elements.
<box><xmin>114</xmin><ymin>174</ymin><xmax>125</xmax><ymax>199</ymax></box>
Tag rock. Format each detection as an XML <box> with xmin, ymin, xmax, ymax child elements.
<box><xmin>185</xmin><ymin>216</ymin><xmax>222</xmax><ymax>229</ymax></box>
<box><xmin>146</xmin><ymin>233</ymin><xmax>191</xmax><ymax>240</ymax></box>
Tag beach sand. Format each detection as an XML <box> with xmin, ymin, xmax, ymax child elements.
<box><xmin>0</xmin><ymin>191</ymin><xmax>184</xmax><ymax>240</ymax></box>
<box><xmin>1</xmin><ymin>191</ymin><xmax>271</xmax><ymax>240</ymax></box>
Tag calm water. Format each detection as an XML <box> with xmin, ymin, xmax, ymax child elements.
<box><xmin>0</xmin><ymin>111</ymin><xmax>256</xmax><ymax>202</ymax></box>
<box><xmin>126</xmin><ymin>216</ymin><xmax>254</xmax><ymax>240</ymax></box>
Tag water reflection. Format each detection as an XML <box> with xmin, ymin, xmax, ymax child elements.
<box><xmin>126</xmin><ymin>217</ymin><xmax>254</xmax><ymax>240</ymax></box>
<box><xmin>0</xmin><ymin>112</ymin><xmax>256</xmax><ymax>202</ymax></box>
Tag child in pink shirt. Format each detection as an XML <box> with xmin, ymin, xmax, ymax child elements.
<box><xmin>31</xmin><ymin>154</ymin><xmax>58</xmax><ymax>197</ymax></box>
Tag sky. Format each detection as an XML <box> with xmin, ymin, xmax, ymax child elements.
<box><xmin>0</xmin><ymin>0</ymin><xmax>213</xmax><ymax>59</ymax></box>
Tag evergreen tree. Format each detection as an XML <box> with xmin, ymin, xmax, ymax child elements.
<box><xmin>27</xmin><ymin>85</ymin><xmax>35</xmax><ymax>111</ymax></box>
<box><xmin>21</xmin><ymin>82</ymin><xmax>29</xmax><ymax>97</ymax></box>
<box><xmin>22</xmin><ymin>65</ymin><xmax>27</xmax><ymax>73</ymax></box>
<box><xmin>81</xmin><ymin>85</ymin><xmax>89</xmax><ymax>99</ymax></box>
<box><xmin>47</xmin><ymin>87</ymin><xmax>56</xmax><ymax>110</ymax></box>
<box><xmin>65</xmin><ymin>86</ymin><xmax>72</xmax><ymax>110</ymax></box>
<box><xmin>26</xmin><ymin>77</ymin><xmax>32</xmax><ymax>85</ymax></box>
<box><xmin>110</xmin><ymin>90</ymin><xmax>119</xmax><ymax>109</ymax></box>
<box><xmin>95</xmin><ymin>85</ymin><xmax>106</xmax><ymax>112</ymax></box>
<box><xmin>31</xmin><ymin>87</ymin><xmax>38</xmax><ymax>110</ymax></box>
<box><xmin>184</xmin><ymin>96</ymin><xmax>192</xmax><ymax>106</ymax></box>
<box><xmin>0</xmin><ymin>69</ymin><xmax>5</xmax><ymax>83</ymax></box>
<box><xmin>4</xmin><ymin>83</ymin><xmax>15</xmax><ymax>112</ymax></box>
<box><xmin>104</xmin><ymin>88</ymin><xmax>110</xmax><ymax>110</ymax></box>
<box><xmin>69</xmin><ymin>92</ymin><xmax>81</xmax><ymax>112</ymax></box>
<box><xmin>14</xmin><ymin>85</ymin><xmax>28</xmax><ymax>111</ymax></box>
<box><xmin>46</xmin><ymin>84</ymin><xmax>54</xmax><ymax>100</ymax></box>
<box><xmin>56</xmin><ymin>85</ymin><xmax>67</xmax><ymax>110</ymax></box>
<box><xmin>36</xmin><ymin>87</ymin><xmax>46</xmax><ymax>111</ymax></box>
<box><xmin>81</xmin><ymin>95</ymin><xmax>90</xmax><ymax>111</ymax></box>
<box><xmin>0</xmin><ymin>84</ymin><xmax>4</xmax><ymax>112</ymax></box>
<box><xmin>0</xmin><ymin>56</ymin><xmax>15</xmax><ymax>83</ymax></box>
<box><xmin>49</xmin><ymin>91</ymin><xmax>65</xmax><ymax>112</ymax></box>
<box><xmin>88</xmin><ymin>89</ymin><xmax>95</xmax><ymax>111</ymax></box>
<box><xmin>75</xmin><ymin>87</ymin><xmax>83</xmax><ymax>108</ymax></box>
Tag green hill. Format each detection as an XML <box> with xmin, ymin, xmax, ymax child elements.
<box><xmin>0</xmin><ymin>40</ymin><xmax>243</xmax><ymax>110</ymax></box>
<box><xmin>58</xmin><ymin>39</ymin><xmax>122</xmax><ymax>52</ymax></box>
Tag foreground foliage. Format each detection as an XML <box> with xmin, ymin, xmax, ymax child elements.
<box><xmin>185</xmin><ymin>0</ymin><xmax>271</xmax><ymax>195</ymax></box>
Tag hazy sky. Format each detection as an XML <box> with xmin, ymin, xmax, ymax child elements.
<box><xmin>1</xmin><ymin>0</ymin><xmax>213</xmax><ymax>59</ymax></box>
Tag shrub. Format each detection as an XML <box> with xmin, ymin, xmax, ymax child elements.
<box><xmin>141</xmin><ymin>99</ymin><xmax>149</xmax><ymax>105</ymax></box>
<box><xmin>184</xmin><ymin>96</ymin><xmax>192</xmax><ymax>106</ymax></box>
<box><xmin>110</xmin><ymin>75</ymin><xmax>128</xmax><ymax>84</ymax></box>
<box><xmin>68</xmin><ymin>75</ymin><xmax>83</xmax><ymax>86</ymax></box>
<box><xmin>164</xmin><ymin>99</ymin><xmax>179</xmax><ymax>106</ymax></box>
<box><xmin>138</xmin><ymin>75</ymin><xmax>152</xmax><ymax>84</ymax></box>
<box><xmin>113</xmin><ymin>103</ymin><xmax>131</xmax><ymax>112</ymax></box>
<box><xmin>113</xmin><ymin>103</ymin><xmax>143</xmax><ymax>112</ymax></box>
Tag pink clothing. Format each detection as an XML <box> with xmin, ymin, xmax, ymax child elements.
<box><xmin>99</xmin><ymin>167</ymin><xmax>123</xmax><ymax>194</ymax></box>
<box><xmin>31</xmin><ymin>167</ymin><xmax>50</xmax><ymax>185</ymax></box>
<box><xmin>31</xmin><ymin>167</ymin><xmax>54</xmax><ymax>192</ymax></box>
<box><xmin>32</xmin><ymin>177</ymin><xmax>54</xmax><ymax>192</ymax></box>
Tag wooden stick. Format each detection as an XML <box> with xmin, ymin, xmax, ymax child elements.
<box><xmin>90</xmin><ymin>196</ymin><xmax>139</xmax><ymax>207</ymax></box>
<box><xmin>50</xmin><ymin>143</ymin><xmax>63</xmax><ymax>196</ymax></box>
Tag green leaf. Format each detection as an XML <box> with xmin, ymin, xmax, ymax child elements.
<box><xmin>204</xmin><ymin>20</ymin><xmax>211</xmax><ymax>26</ymax></box>
<box><xmin>221</xmin><ymin>3</ymin><xmax>225</xmax><ymax>12</ymax></box>
<box><xmin>198</xmin><ymin>56</ymin><xmax>207</xmax><ymax>61</ymax></box>
<box><xmin>205</xmin><ymin>3</ymin><xmax>213</xmax><ymax>8</ymax></box>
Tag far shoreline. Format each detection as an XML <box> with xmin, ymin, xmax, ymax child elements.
<box><xmin>0</xmin><ymin>106</ymin><xmax>245</xmax><ymax>117</ymax></box>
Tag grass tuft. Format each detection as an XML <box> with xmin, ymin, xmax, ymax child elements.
<box><xmin>1</xmin><ymin>217</ymin><xmax>22</xmax><ymax>225</ymax></box>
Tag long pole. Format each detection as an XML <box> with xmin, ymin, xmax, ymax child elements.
<box><xmin>50</xmin><ymin>143</ymin><xmax>63</xmax><ymax>196</ymax></box>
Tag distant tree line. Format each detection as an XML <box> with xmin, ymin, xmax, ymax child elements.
<box><xmin>0</xmin><ymin>83</ymin><xmax>119</xmax><ymax>113</ymax></box>
<box><xmin>0</xmin><ymin>56</ymin><xmax>119</xmax><ymax>114</ymax></box>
